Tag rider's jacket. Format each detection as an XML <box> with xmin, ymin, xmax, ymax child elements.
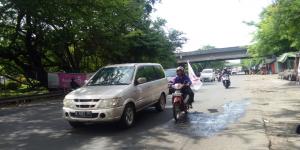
<box><xmin>222</xmin><ymin>70</ymin><xmax>230</xmax><ymax>76</ymax></box>
<box><xmin>173</xmin><ymin>75</ymin><xmax>192</xmax><ymax>85</ymax></box>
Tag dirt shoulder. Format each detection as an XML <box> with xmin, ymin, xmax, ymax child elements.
<box><xmin>246</xmin><ymin>75</ymin><xmax>300</xmax><ymax>150</ymax></box>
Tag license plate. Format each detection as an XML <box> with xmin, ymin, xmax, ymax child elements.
<box><xmin>74</xmin><ymin>111</ymin><xmax>92</xmax><ymax>118</ymax></box>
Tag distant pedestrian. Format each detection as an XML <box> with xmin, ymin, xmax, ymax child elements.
<box><xmin>70</xmin><ymin>78</ymin><xmax>80</xmax><ymax>90</ymax></box>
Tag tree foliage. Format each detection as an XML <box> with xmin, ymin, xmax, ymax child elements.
<box><xmin>197</xmin><ymin>45</ymin><xmax>215</xmax><ymax>51</ymax></box>
<box><xmin>241</xmin><ymin>58</ymin><xmax>263</xmax><ymax>69</ymax></box>
<box><xmin>0</xmin><ymin>0</ymin><xmax>185</xmax><ymax>87</ymax></box>
<box><xmin>249</xmin><ymin>0</ymin><xmax>299</xmax><ymax>57</ymax></box>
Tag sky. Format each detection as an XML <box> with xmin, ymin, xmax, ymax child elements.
<box><xmin>151</xmin><ymin>0</ymin><xmax>273</xmax><ymax>52</ymax></box>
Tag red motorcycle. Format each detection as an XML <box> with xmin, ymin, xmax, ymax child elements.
<box><xmin>171</xmin><ymin>83</ymin><xmax>191</xmax><ymax>122</ymax></box>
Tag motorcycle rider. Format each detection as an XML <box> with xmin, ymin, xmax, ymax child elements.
<box><xmin>222</xmin><ymin>67</ymin><xmax>230</xmax><ymax>76</ymax></box>
<box><xmin>221</xmin><ymin>67</ymin><xmax>231</xmax><ymax>85</ymax></box>
<box><xmin>173</xmin><ymin>66</ymin><xmax>194</xmax><ymax>108</ymax></box>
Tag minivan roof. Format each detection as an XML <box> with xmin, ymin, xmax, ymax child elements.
<box><xmin>105</xmin><ymin>63</ymin><xmax>162</xmax><ymax>68</ymax></box>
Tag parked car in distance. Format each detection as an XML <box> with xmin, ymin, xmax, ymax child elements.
<box><xmin>237</xmin><ymin>71</ymin><xmax>246</xmax><ymax>75</ymax></box>
<box><xmin>231</xmin><ymin>68</ymin><xmax>238</xmax><ymax>75</ymax></box>
<box><xmin>63</xmin><ymin>63</ymin><xmax>168</xmax><ymax>128</ymax></box>
<box><xmin>200</xmin><ymin>69</ymin><xmax>215</xmax><ymax>82</ymax></box>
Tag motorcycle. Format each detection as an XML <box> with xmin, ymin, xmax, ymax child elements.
<box><xmin>171</xmin><ymin>83</ymin><xmax>191</xmax><ymax>122</ymax></box>
<box><xmin>222</xmin><ymin>74</ymin><xmax>231</xmax><ymax>89</ymax></box>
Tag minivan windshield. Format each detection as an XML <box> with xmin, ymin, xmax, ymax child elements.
<box><xmin>87</xmin><ymin>66</ymin><xmax>135</xmax><ymax>86</ymax></box>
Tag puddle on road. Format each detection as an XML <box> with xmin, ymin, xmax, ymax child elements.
<box><xmin>167</xmin><ymin>100</ymin><xmax>250</xmax><ymax>137</ymax></box>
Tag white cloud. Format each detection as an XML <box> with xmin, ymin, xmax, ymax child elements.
<box><xmin>151</xmin><ymin>0</ymin><xmax>273</xmax><ymax>52</ymax></box>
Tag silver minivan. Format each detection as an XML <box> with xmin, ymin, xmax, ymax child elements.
<box><xmin>63</xmin><ymin>63</ymin><xmax>168</xmax><ymax>128</ymax></box>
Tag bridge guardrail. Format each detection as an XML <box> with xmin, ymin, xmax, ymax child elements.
<box><xmin>0</xmin><ymin>90</ymin><xmax>67</xmax><ymax>106</ymax></box>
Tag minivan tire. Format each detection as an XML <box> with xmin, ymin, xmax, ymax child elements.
<box><xmin>155</xmin><ymin>94</ymin><xmax>166</xmax><ymax>112</ymax></box>
<box><xmin>120</xmin><ymin>104</ymin><xmax>135</xmax><ymax>128</ymax></box>
<box><xmin>69</xmin><ymin>121</ymin><xmax>85</xmax><ymax>128</ymax></box>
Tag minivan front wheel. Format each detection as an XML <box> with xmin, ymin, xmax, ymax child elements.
<box><xmin>120</xmin><ymin>104</ymin><xmax>135</xmax><ymax>128</ymax></box>
<box><xmin>155</xmin><ymin>94</ymin><xmax>166</xmax><ymax>112</ymax></box>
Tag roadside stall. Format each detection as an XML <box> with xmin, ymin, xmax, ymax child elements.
<box><xmin>277</xmin><ymin>52</ymin><xmax>297</xmax><ymax>72</ymax></box>
<box><xmin>264</xmin><ymin>57</ymin><xmax>277</xmax><ymax>74</ymax></box>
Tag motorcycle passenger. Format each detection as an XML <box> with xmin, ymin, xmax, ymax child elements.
<box><xmin>173</xmin><ymin>66</ymin><xmax>194</xmax><ymax>108</ymax></box>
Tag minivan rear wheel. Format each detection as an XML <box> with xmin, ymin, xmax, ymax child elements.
<box><xmin>120</xmin><ymin>104</ymin><xmax>135</xmax><ymax>128</ymax></box>
<box><xmin>155</xmin><ymin>94</ymin><xmax>166</xmax><ymax>112</ymax></box>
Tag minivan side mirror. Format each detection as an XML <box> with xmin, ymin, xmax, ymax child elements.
<box><xmin>136</xmin><ymin>77</ymin><xmax>147</xmax><ymax>84</ymax></box>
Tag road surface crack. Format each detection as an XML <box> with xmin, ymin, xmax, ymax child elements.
<box><xmin>262</xmin><ymin>117</ymin><xmax>272</xmax><ymax>150</ymax></box>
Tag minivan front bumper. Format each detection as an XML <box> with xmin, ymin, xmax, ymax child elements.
<box><xmin>63</xmin><ymin>106</ymin><xmax>124</xmax><ymax>122</ymax></box>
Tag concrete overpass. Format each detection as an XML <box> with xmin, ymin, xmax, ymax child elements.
<box><xmin>176</xmin><ymin>46</ymin><xmax>249</xmax><ymax>63</ymax></box>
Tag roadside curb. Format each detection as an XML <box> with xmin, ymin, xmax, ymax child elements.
<box><xmin>0</xmin><ymin>91</ymin><xmax>66</xmax><ymax>107</ymax></box>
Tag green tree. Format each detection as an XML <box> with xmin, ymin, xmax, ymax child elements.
<box><xmin>241</xmin><ymin>58</ymin><xmax>263</xmax><ymax>69</ymax></box>
<box><xmin>198</xmin><ymin>45</ymin><xmax>215</xmax><ymax>51</ymax></box>
<box><xmin>0</xmin><ymin>0</ymin><xmax>184</xmax><ymax>87</ymax></box>
<box><xmin>249</xmin><ymin>1</ymin><xmax>298</xmax><ymax>57</ymax></box>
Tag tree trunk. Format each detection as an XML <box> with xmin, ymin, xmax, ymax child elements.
<box><xmin>24</xmin><ymin>15</ymin><xmax>48</xmax><ymax>87</ymax></box>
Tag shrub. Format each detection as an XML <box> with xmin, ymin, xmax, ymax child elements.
<box><xmin>6</xmin><ymin>82</ymin><xmax>21</xmax><ymax>90</ymax></box>
<box><xmin>0</xmin><ymin>83</ymin><xmax>4</xmax><ymax>90</ymax></box>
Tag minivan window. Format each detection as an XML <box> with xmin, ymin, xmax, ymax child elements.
<box><xmin>135</xmin><ymin>66</ymin><xmax>156</xmax><ymax>82</ymax></box>
<box><xmin>87</xmin><ymin>66</ymin><xmax>135</xmax><ymax>86</ymax></box>
<box><xmin>153</xmin><ymin>66</ymin><xmax>165</xmax><ymax>79</ymax></box>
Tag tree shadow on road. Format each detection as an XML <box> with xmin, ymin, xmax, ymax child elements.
<box><xmin>0</xmin><ymin>100</ymin><xmax>177</xmax><ymax>150</ymax></box>
<box><xmin>4</xmin><ymin>96</ymin><xmax>295</xmax><ymax>150</ymax></box>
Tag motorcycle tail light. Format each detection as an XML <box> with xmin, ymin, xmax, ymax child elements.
<box><xmin>173</xmin><ymin>97</ymin><xmax>182</xmax><ymax>103</ymax></box>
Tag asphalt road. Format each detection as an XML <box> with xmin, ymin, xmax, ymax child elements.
<box><xmin>0</xmin><ymin>76</ymin><xmax>264</xmax><ymax>150</ymax></box>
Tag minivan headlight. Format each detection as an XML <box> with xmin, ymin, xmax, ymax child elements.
<box><xmin>97</xmin><ymin>97</ymin><xmax>123</xmax><ymax>109</ymax></box>
<box><xmin>63</xmin><ymin>98</ymin><xmax>75</xmax><ymax>108</ymax></box>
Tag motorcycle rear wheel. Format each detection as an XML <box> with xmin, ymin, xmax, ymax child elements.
<box><xmin>173</xmin><ymin>104</ymin><xmax>181</xmax><ymax>122</ymax></box>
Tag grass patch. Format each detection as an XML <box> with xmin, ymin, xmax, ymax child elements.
<box><xmin>0</xmin><ymin>87</ymin><xmax>49</xmax><ymax>98</ymax></box>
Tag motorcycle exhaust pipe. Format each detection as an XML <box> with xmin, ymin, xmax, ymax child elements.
<box><xmin>184</xmin><ymin>95</ymin><xmax>190</xmax><ymax>104</ymax></box>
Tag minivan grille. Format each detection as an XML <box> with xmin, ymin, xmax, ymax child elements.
<box><xmin>76</xmin><ymin>105</ymin><xmax>95</xmax><ymax>108</ymax></box>
<box><xmin>74</xmin><ymin>99</ymin><xmax>99</xmax><ymax>102</ymax></box>
<box><xmin>74</xmin><ymin>99</ymin><xmax>99</xmax><ymax>109</ymax></box>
